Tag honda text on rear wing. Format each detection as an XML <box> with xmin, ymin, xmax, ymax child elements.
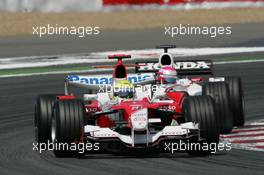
<box><xmin>135</xmin><ymin>45</ymin><xmax>213</xmax><ymax>76</ymax></box>
<box><xmin>135</xmin><ymin>60</ymin><xmax>213</xmax><ymax>76</ymax></box>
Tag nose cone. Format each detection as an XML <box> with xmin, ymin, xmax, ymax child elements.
<box><xmin>131</xmin><ymin>108</ymin><xmax>148</xmax><ymax>131</ymax></box>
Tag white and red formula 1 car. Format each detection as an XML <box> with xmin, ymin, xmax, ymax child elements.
<box><xmin>135</xmin><ymin>45</ymin><xmax>245</xmax><ymax>134</ymax></box>
<box><xmin>34</xmin><ymin>48</ymin><xmax>243</xmax><ymax>157</ymax></box>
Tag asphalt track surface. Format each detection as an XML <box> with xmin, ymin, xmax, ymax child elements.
<box><xmin>0</xmin><ymin>23</ymin><xmax>264</xmax><ymax>58</ymax></box>
<box><xmin>0</xmin><ymin>61</ymin><xmax>264</xmax><ymax>175</ymax></box>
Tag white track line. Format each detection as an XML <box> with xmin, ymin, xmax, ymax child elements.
<box><xmin>246</xmin><ymin>121</ymin><xmax>264</xmax><ymax>126</ymax></box>
<box><xmin>95</xmin><ymin>47</ymin><xmax>264</xmax><ymax>57</ymax></box>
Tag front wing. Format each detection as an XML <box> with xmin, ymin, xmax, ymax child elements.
<box><xmin>84</xmin><ymin>122</ymin><xmax>199</xmax><ymax>148</ymax></box>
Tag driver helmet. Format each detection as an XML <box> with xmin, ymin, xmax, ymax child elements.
<box><xmin>113</xmin><ymin>80</ymin><xmax>134</xmax><ymax>99</ymax></box>
<box><xmin>157</xmin><ymin>66</ymin><xmax>178</xmax><ymax>84</ymax></box>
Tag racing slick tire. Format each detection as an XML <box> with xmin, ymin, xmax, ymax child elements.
<box><xmin>203</xmin><ymin>82</ymin><xmax>233</xmax><ymax>134</ymax></box>
<box><xmin>51</xmin><ymin>99</ymin><xmax>84</xmax><ymax>157</ymax></box>
<box><xmin>34</xmin><ymin>94</ymin><xmax>58</xmax><ymax>144</ymax></box>
<box><xmin>184</xmin><ymin>96</ymin><xmax>220</xmax><ymax>155</ymax></box>
<box><xmin>225</xmin><ymin>77</ymin><xmax>245</xmax><ymax>127</ymax></box>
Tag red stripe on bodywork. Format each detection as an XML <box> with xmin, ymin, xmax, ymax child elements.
<box><xmin>57</xmin><ymin>95</ymin><xmax>76</xmax><ymax>100</ymax></box>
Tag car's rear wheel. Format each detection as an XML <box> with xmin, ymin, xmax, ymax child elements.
<box><xmin>225</xmin><ymin>76</ymin><xmax>245</xmax><ymax>127</ymax></box>
<box><xmin>184</xmin><ymin>96</ymin><xmax>220</xmax><ymax>155</ymax></box>
<box><xmin>203</xmin><ymin>82</ymin><xmax>233</xmax><ymax>134</ymax></box>
<box><xmin>51</xmin><ymin>99</ymin><xmax>84</xmax><ymax>157</ymax></box>
<box><xmin>35</xmin><ymin>94</ymin><xmax>58</xmax><ymax>144</ymax></box>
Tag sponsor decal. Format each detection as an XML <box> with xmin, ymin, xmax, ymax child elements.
<box><xmin>67</xmin><ymin>74</ymin><xmax>153</xmax><ymax>85</ymax></box>
<box><xmin>137</xmin><ymin>61</ymin><xmax>211</xmax><ymax>71</ymax></box>
<box><xmin>131</xmin><ymin>105</ymin><xmax>143</xmax><ymax>110</ymax></box>
<box><xmin>161</xmin><ymin>130</ymin><xmax>187</xmax><ymax>135</ymax></box>
<box><xmin>209</xmin><ymin>77</ymin><xmax>225</xmax><ymax>82</ymax></box>
<box><xmin>158</xmin><ymin>105</ymin><xmax>176</xmax><ymax>112</ymax></box>
<box><xmin>132</xmin><ymin>115</ymin><xmax>147</xmax><ymax>122</ymax></box>
<box><xmin>94</xmin><ymin>133</ymin><xmax>117</xmax><ymax>137</ymax></box>
<box><xmin>131</xmin><ymin>108</ymin><xmax>148</xmax><ymax>130</ymax></box>
<box><xmin>67</xmin><ymin>75</ymin><xmax>112</xmax><ymax>84</ymax></box>
<box><xmin>85</xmin><ymin>108</ymin><xmax>98</xmax><ymax>113</ymax></box>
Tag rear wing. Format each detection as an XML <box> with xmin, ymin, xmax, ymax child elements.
<box><xmin>108</xmin><ymin>54</ymin><xmax>131</xmax><ymax>60</ymax></box>
<box><xmin>135</xmin><ymin>60</ymin><xmax>213</xmax><ymax>76</ymax></box>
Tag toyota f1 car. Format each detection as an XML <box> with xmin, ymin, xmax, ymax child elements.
<box><xmin>34</xmin><ymin>47</ymin><xmax>244</xmax><ymax>157</ymax></box>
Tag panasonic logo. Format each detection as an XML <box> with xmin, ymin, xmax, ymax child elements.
<box><xmin>67</xmin><ymin>74</ymin><xmax>152</xmax><ymax>85</ymax></box>
<box><xmin>138</xmin><ymin>61</ymin><xmax>210</xmax><ymax>71</ymax></box>
<box><xmin>68</xmin><ymin>75</ymin><xmax>112</xmax><ymax>84</ymax></box>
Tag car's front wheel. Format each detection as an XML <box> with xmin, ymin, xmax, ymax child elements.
<box><xmin>35</xmin><ymin>94</ymin><xmax>58</xmax><ymax>144</ymax></box>
<box><xmin>51</xmin><ymin>99</ymin><xmax>85</xmax><ymax>157</ymax></box>
<box><xmin>184</xmin><ymin>96</ymin><xmax>220</xmax><ymax>156</ymax></box>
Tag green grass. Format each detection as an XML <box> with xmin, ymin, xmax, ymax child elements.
<box><xmin>0</xmin><ymin>65</ymin><xmax>92</xmax><ymax>76</ymax></box>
